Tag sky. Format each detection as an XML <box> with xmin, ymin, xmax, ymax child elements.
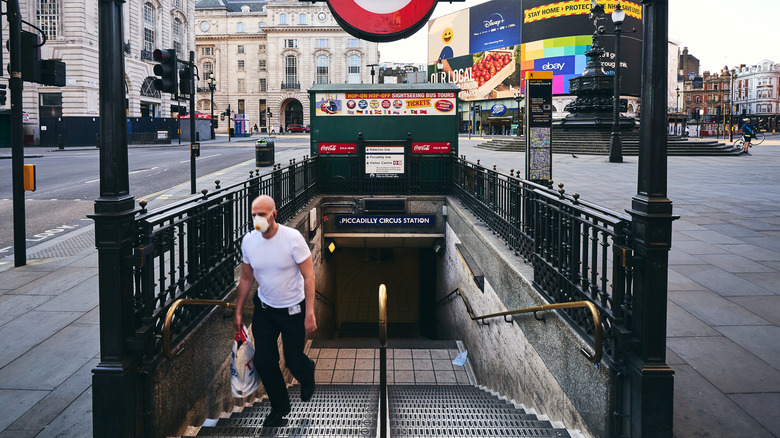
<box><xmin>378</xmin><ymin>0</ymin><xmax>779</xmax><ymax>73</ymax></box>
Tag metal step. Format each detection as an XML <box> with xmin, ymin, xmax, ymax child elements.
<box><xmin>191</xmin><ymin>385</ymin><xmax>378</xmax><ymax>437</ymax></box>
<box><xmin>388</xmin><ymin>385</ymin><xmax>571</xmax><ymax>437</ymax></box>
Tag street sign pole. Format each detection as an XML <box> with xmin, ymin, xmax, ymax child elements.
<box><xmin>189</xmin><ymin>50</ymin><xmax>197</xmax><ymax>194</ymax></box>
<box><xmin>8</xmin><ymin>0</ymin><xmax>26</xmax><ymax>267</ymax></box>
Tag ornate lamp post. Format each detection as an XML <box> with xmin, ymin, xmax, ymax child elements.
<box><xmin>609</xmin><ymin>1</ymin><xmax>626</xmax><ymax>163</ymax></box>
<box><xmin>206</xmin><ymin>73</ymin><xmax>216</xmax><ymax>139</ymax></box>
<box><xmin>514</xmin><ymin>90</ymin><xmax>524</xmax><ymax>137</ymax></box>
<box><xmin>675</xmin><ymin>86</ymin><xmax>680</xmax><ymax>136</ymax></box>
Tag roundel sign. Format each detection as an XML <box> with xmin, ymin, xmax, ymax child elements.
<box><xmin>325</xmin><ymin>0</ymin><xmax>439</xmax><ymax>42</ymax></box>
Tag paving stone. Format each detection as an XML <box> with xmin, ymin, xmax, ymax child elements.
<box><xmin>0</xmin><ymin>310</ymin><xmax>84</xmax><ymax>369</ymax></box>
<box><xmin>728</xmin><ymin>393</ymin><xmax>780</xmax><ymax>437</ymax></box>
<box><xmin>716</xmin><ymin>243</ymin><xmax>780</xmax><ymax>262</ymax></box>
<box><xmin>672</xmin><ymin>265</ymin><xmax>773</xmax><ymax>297</ymax></box>
<box><xmin>9</xmin><ymin>268</ymin><xmax>95</xmax><ymax>297</ymax></box>
<box><xmin>0</xmin><ymin>325</ymin><xmax>99</xmax><ymax>391</ymax></box>
<box><xmin>0</xmin><ymin>270</ymin><xmax>49</xmax><ymax>293</ymax></box>
<box><xmin>0</xmin><ymin>390</ymin><xmax>48</xmax><ymax>432</ymax></box>
<box><xmin>702</xmin><ymin>223</ymin><xmax>765</xmax><ymax>238</ymax></box>
<box><xmin>668</xmin><ymin>337</ymin><xmax>780</xmax><ymax>394</ymax></box>
<box><xmin>37</xmin><ymin>276</ymin><xmax>98</xmax><ymax>312</ymax></box>
<box><xmin>728</xmin><ymin>296</ymin><xmax>780</xmax><ymax>325</ymax></box>
<box><xmin>0</xmin><ymin>295</ymin><xmax>51</xmax><ymax>327</ymax></box>
<box><xmin>715</xmin><ymin>325</ymin><xmax>780</xmax><ymax>368</ymax></box>
<box><xmin>34</xmin><ymin>388</ymin><xmax>92</xmax><ymax>438</ymax></box>
<box><xmin>665</xmin><ymin>299</ymin><xmax>720</xmax><ymax>338</ymax></box>
<box><xmin>669</xmin><ymin>290</ymin><xmax>772</xmax><ymax>327</ymax></box>
<box><xmin>672</xmin><ymin>365</ymin><xmax>774</xmax><ymax>438</ymax></box>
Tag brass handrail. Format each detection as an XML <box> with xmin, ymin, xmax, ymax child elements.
<box><xmin>378</xmin><ymin>284</ymin><xmax>388</xmax><ymax>438</ymax></box>
<box><xmin>439</xmin><ymin>288</ymin><xmax>603</xmax><ymax>364</ymax></box>
<box><xmin>163</xmin><ymin>298</ymin><xmax>254</xmax><ymax>361</ymax></box>
<box><xmin>378</xmin><ymin>284</ymin><xmax>387</xmax><ymax>347</ymax></box>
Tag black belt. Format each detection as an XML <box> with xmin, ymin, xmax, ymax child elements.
<box><xmin>253</xmin><ymin>294</ymin><xmax>302</xmax><ymax>315</ymax></box>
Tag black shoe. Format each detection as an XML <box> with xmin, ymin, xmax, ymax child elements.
<box><xmin>264</xmin><ymin>405</ymin><xmax>291</xmax><ymax>427</ymax></box>
<box><xmin>301</xmin><ymin>381</ymin><xmax>315</xmax><ymax>402</ymax></box>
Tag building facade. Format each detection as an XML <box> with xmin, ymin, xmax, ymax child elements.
<box><xmin>680</xmin><ymin>67</ymin><xmax>732</xmax><ymax>124</ymax></box>
<box><xmin>733</xmin><ymin>59</ymin><xmax>780</xmax><ymax>129</ymax></box>
<box><xmin>1</xmin><ymin>0</ymin><xmax>196</xmax><ymax>145</ymax></box>
<box><xmin>194</xmin><ymin>0</ymin><xmax>379</xmax><ymax>134</ymax></box>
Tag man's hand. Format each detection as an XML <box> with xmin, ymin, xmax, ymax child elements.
<box><xmin>234</xmin><ymin>310</ymin><xmax>243</xmax><ymax>334</ymax></box>
<box><xmin>305</xmin><ymin>312</ymin><xmax>317</xmax><ymax>334</ymax></box>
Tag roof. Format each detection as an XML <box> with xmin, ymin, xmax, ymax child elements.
<box><xmin>195</xmin><ymin>0</ymin><xmax>268</xmax><ymax>12</ymax></box>
<box><xmin>308</xmin><ymin>83</ymin><xmax>460</xmax><ymax>93</ymax></box>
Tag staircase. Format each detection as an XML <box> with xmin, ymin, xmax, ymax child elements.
<box><xmin>475</xmin><ymin>132</ymin><xmax>739</xmax><ymax>156</ymax></box>
<box><xmin>181</xmin><ymin>342</ymin><xmax>577</xmax><ymax>437</ymax></box>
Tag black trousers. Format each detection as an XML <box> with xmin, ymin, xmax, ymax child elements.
<box><xmin>251</xmin><ymin>294</ymin><xmax>315</xmax><ymax>410</ymax></box>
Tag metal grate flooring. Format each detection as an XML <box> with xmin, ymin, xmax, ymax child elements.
<box><xmin>388</xmin><ymin>385</ymin><xmax>571</xmax><ymax>437</ymax></box>
<box><xmin>191</xmin><ymin>385</ymin><xmax>378</xmax><ymax>437</ymax></box>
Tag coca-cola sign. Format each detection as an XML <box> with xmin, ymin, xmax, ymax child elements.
<box><xmin>412</xmin><ymin>142</ymin><xmax>451</xmax><ymax>153</ymax></box>
<box><xmin>319</xmin><ymin>143</ymin><xmax>357</xmax><ymax>154</ymax></box>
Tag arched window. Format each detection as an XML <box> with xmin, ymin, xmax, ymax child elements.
<box><xmin>237</xmin><ymin>22</ymin><xmax>244</xmax><ymax>32</ymax></box>
<box><xmin>141</xmin><ymin>77</ymin><xmax>160</xmax><ymax>98</ymax></box>
<box><xmin>299</xmin><ymin>13</ymin><xmax>307</xmax><ymax>24</ymax></box>
<box><xmin>241</xmin><ymin>5</ymin><xmax>250</xmax><ymax>13</ymax></box>
<box><xmin>285</xmin><ymin>56</ymin><xmax>298</xmax><ymax>87</ymax></box>
<box><xmin>347</xmin><ymin>55</ymin><xmax>360</xmax><ymax>84</ymax></box>
<box><xmin>172</xmin><ymin>18</ymin><xmax>182</xmax><ymax>54</ymax></box>
<box><xmin>143</xmin><ymin>3</ymin><xmax>155</xmax><ymax>53</ymax></box>
<box><xmin>279</xmin><ymin>13</ymin><xmax>287</xmax><ymax>25</ymax></box>
<box><xmin>317</xmin><ymin>55</ymin><xmax>329</xmax><ymax>84</ymax></box>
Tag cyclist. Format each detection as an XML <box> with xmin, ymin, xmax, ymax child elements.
<box><xmin>740</xmin><ymin>118</ymin><xmax>757</xmax><ymax>155</ymax></box>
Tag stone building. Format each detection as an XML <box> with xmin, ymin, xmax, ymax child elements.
<box><xmin>733</xmin><ymin>59</ymin><xmax>780</xmax><ymax>128</ymax></box>
<box><xmin>0</xmin><ymin>0</ymin><xmax>196</xmax><ymax>145</ymax></box>
<box><xmin>681</xmin><ymin>67</ymin><xmax>732</xmax><ymax>123</ymax></box>
<box><xmin>194</xmin><ymin>0</ymin><xmax>379</xmax><ymax>134</ymax></box>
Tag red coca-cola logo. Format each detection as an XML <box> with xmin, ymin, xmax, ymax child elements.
<box><xmin>412</xmin><ymin>142</ymin><xmax>451</xmax><ymax>153</ymax></box>
<box><xmin>319</xmin><ymin>143</ymin><xmax>357</xmax><ymax>154</ymax></box>
<box><xmin>435</xmin><ymin>100</ymin><xmax>454</xmax><ymax>112</ymax></box>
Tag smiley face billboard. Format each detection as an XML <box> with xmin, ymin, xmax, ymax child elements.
<box><xmin>427</xmin><ymin>0</ymin><xmax>642</xmax><ymax>100</ymax></box>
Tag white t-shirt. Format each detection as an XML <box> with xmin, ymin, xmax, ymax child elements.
<box><xmin>241</xmin><ymin>224</ymin><xmax>311</xmax><ymax>308</ymax></box>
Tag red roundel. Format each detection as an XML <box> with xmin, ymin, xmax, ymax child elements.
<box><xmin>326</xmin><ymin>0</ymin><xmax>438</xmax><ymax>42</ymax></box>
<box><xmin>435</xmin><ymin>100</ymin><xmax>454</xmax><ymax>112</ymax></box>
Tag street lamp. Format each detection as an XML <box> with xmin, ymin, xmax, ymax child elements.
<box><xmin>608</xmin><ymin>0</ymin><xmax>625</xmax><ymax>163</ymax></box>
<box><xmin>514</xmin><ymin>90</ymin><xmax>524</xmax><ymax>137</ymax></box>
<box><xmin>367</xmin><ymin>63</ymin><xmax>378</xmax><ymax>84</ymax></box>
<box><xmin>675</xmin><ymin>86</ymin><xmax>680</xmax><ymax>136</ymax></box>
<box><xmin>206</xmin><ymin>73</ymin><xmax>216</xmax><ymax>139</ymax></box>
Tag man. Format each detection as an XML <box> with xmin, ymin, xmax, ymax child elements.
<box><xmin>740</xmin><ymin>118</ymin><xmax>756</xmax><ymax>155</ymax></box>
<box><xmin>234</xmin><ymin>195</ymin><xmax>317</xmax><ymax>426</ymax></box>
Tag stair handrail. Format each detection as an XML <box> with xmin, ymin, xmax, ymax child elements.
<box><xmin>378</xmin><ymin>284</ymin><xmax>388</xmax><ymax>438</ymax></box>
<box><xmin>162</xmin><ymin>298</ymin><xmax>254</xmax><ymax>361</ymax></box>
<box><xmin>438</xmin><ymin>288</ymin><xmax>603</xmax><ymax>364</ymax></box>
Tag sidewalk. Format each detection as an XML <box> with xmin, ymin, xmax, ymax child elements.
<box><xmin>1</xmin><ymin>138</ymin><xmax>779</xmax><ymax>437</ymax></box>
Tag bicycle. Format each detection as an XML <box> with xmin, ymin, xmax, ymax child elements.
<box><xmin>733</xmin><ymin>131</ymin><xmax>765</xmax><ymax>152</ymax></box>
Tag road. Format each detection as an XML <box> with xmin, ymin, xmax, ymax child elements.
<box><xmin>0</xmin><ymin>135</ymin><xmax>311</xmax><ymax>257</ymax></box>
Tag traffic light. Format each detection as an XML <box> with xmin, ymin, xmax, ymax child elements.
<box><xmin>152</xmin><ymin>49</ymin><xmax>177</xmax><ymax>94</ymax></box>
<box><xmin>0</xmin><ymin>84</ymin><xmax>6</xmax><ymax>106</ymax></box>
<box><xmin>179</xmin><ymin>65</ymin><xmax>192</xmax><ymax>96</ymax></box>
<box><xmin>267</xmin><ymin>108</ymin><xmax>273</xmax><ymax>119</ymax></box>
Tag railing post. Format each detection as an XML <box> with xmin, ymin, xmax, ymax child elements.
<box><xmin>91</xmin><ymin>0</ymin><xmax>140</xmax><ymax>434</ymax></box>
<box><xmin>625</xmin><ymin>0</ymin><xmax>675</xmax><ymax>436</ymax></box>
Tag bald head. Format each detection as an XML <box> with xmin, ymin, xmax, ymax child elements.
<box><xmin>252</xmin><ymin>195</ymin><xmax>276</xmax><ymax>211</ymax></box>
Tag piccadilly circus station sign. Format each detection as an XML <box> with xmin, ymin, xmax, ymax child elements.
<box><xmin>304</xmin><ymin>0</ymin><xmax>464</xmax><ymax>42</ymax></box>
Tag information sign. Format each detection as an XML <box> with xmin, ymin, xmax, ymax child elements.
<box><xmin>365</xmin><ymin>145</ymin><xmax>405</xmax><ymax>179</ymax></box>
<box><xmin>525</xmin><ymin>71</ymin><xmax>552</xmax><ymax>182</ymax></box>
<box><xmin>336</xmin><ymin>215</ymin><xmax>435</xmax><ymax>226</ymax></box>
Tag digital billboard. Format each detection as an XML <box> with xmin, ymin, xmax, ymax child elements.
<box><xmin>427</xmin><ymin>0</ymin><xmax>643</xmax><ymax>100</ymax></box>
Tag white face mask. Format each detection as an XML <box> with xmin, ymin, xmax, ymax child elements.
<box><xmin>253</xmin><ymin>215</ymin><xmax>270</xmax><ymax>233</ymax></box>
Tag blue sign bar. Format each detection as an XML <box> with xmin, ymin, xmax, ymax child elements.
<box><xmin>337</xmin><ymin>215</ymin><xmax>435</xmax><ymax>226</ymax></box>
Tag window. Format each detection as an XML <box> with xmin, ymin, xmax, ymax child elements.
<box><xmin>37</xmin><ymin>0</ymin><xmax>59</xmax><ymax>40</ymax></box>
<box><xmin>258</xmin><ymin>60</ymin><xmax>267</xmax><ymax>71</ymax></box>
<box><xmin>316</xmin><ymin>55</ymin><xmax>329</xmax><ymax>84</ymax></box>
<box><xmin>259</xmin><ymin>78</ymin><xmax>267</xmax><ymax>92</ymax></box>
<box><xmin>238</xmin><ymin>45</ymin><xmax>245</xmax><ymax>54</ymax></box>
<box><xmin>241</xmin><ymin>5</ymin><xmax>250</xmax><ymax>13</ymax></box>
<box><xmin>316</xmin><ymin>39</ymin><xmax>329</xmax><ymax>49</ymax></box>
<box><xmin>172</xmin><ymin>18</ymin><xmax>182</xmax><ymax>54</ymax></box>
<box><xmin>259</xmin><ymin>44</ymin><xmax>266</xmax><ymax>53</ymax></box>
<box><xmin>347</xmin><ymin>39</ymin><xmax>360</xmax><ymax>48</ymax></box>
<box><xmin>285</xmin><ymin>56</ymin><xmax>298</xmax><ymax>86</ymax></box>
<box><xmin>279</xmin><ymin>13</ymin><xmax>287</xmax><ymax>25</ymax></box>
<box><xmin>347</xmin><ymin>55</ymin><xmax>360</xmax><ymax>83</ymax></box>
<box><xmin>258</xmin><ymin>22</ymin><xmax>265</xmax><ymax>31</ymax></box>
<box><xmin>237</xmin><ymin>22</ymin><xmax>244</xmax><ymax>32</ymax></box>
<box><xmin>284</xmin><ymin>39</ymin><xmax>298</xmax><ymax>48</ymax></box>
<box><xmin>203</xmin><ymin>62</ymin><xmax>213</xmax><ymax>76</ymax></box>
<box><xmin>299</xmin><ymin>13</ymin><xmax>307</xmax><ymax>25</ymax></box>
<box><xmin>237</xmin><ymin>78</ymin><xmax>246</xmax><ymax>92</ymax></box>
<box><xmin>143</xmin><ymin>3</ymin><xmax>155</xmax><ymax>52</ymax></box>
<box><xmin>140</xmin><ymin>77</ymin><xmax>160</xmax><ymax>98</ymax></box>
<box><xmin>238</xmin><ymin>99</ymin><xmax>245</xmax><ymax>114</ymax></box>
<box><xmin>201</xmin><ymin>47</ymin><xmax>212</xmax><ymax>56</ymax></box>
<box><xmin>238</xmin><ymin>60</ymin><xmax>245</xmax><ymax>71</ymax></box>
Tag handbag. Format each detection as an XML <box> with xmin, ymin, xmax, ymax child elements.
<box><xmin>230</xmin><ymin>325</ymin><xmax>260</xmax><ymax>398</ymax></box>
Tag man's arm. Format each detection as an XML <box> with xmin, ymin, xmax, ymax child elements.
<box><xmin>234</xmin><ymin>263</ymin><xmax>255</xmax><ymax>332</ymax></box>
<box><xmin>298</xmin><ymin>256</ymin><xmax>317</xmax><ymax>334</ymax></box>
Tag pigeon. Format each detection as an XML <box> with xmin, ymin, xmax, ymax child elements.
<box><xmin>572</xmin><ymin>154</ymin><xmax>578</xmax><ymax>158</ymax></box>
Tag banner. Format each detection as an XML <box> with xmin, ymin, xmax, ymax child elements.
<box><xmin>314</xmin><ymin>93</ymin><xmax>456</xmax><ymax>116</ymax></box>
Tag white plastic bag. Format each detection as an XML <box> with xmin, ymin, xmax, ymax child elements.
<box><xmin>230</xmin><ymin>325</ymin><xmax>260</xmax><ymax>398</ymax></box>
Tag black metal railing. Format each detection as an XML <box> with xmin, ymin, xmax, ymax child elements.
<box><xmin>129</xmin><ymin>157</ymin><xmax>318</xmax><ymax>363</ymax></box>
<box><xmin>141</xmin><ymin>49</ymin><xmax>154</xmax><ymax>61</ymax></box>
<box><xmin>451</xmin><ymin>157</ymin><xmax>632</xmax><ymax>364</ymax></box>
<box><xmin>128</xmin><ymin>154</ymin><xmax>631</xmax><ymax>367</ymax></box>
<box><xmin>281</xmin><ymin>82</ymin><xmax>300</xmax><ymax>90</ymax></box>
